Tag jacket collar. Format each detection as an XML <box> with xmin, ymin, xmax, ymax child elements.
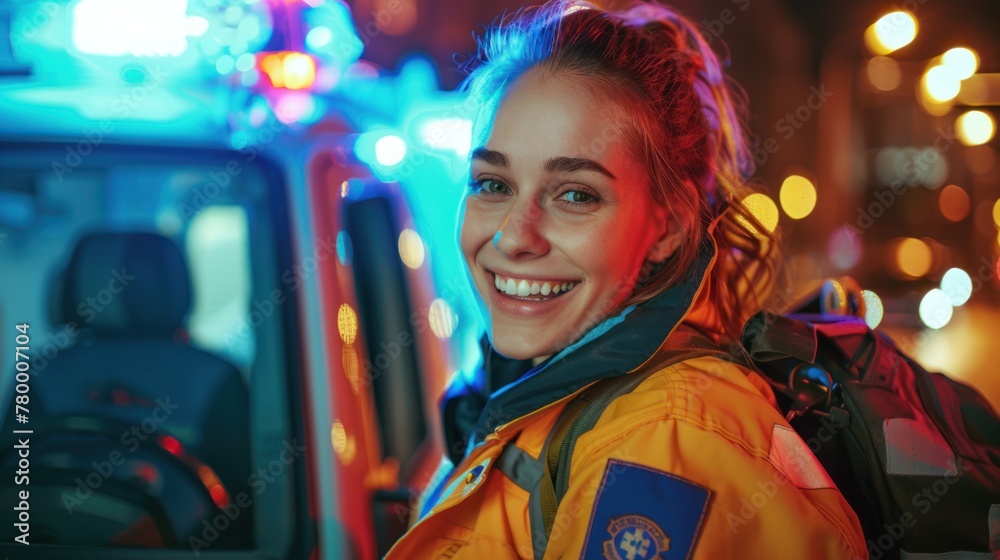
<box><xmin>443</xmin><ymin>237</ymin><xmax>718</xmax><ymax>462</ymax></box>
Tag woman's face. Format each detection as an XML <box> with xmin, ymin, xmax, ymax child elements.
<box><xmin>460</xmin><ymin>70</ymin><xmax>679</xmax><ymax>361</ymax></box>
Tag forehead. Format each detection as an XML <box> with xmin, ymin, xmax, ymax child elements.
<box><xmin>475</xmin><ymin>70</ymin><xmax>639</xmax><ymax>173</ymax></box>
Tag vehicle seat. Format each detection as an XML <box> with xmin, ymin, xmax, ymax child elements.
<box><xmin>25</xmin><ymin>231</ymin><xmax>253</xmax><ymax>540</ymax></box>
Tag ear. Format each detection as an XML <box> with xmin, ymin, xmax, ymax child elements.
<box><xmin>646</xmin><ymin>210</ymin><xmax>688</xmax><ymax>264</ymax></box>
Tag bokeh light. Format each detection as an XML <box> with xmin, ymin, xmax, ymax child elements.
<box><xmin>895</xmin><ymin>237</ymin><xmax>932</xmax><ymax>278</ymax></box>
<box><xmin>337</xmin><ymin>304</ymin><xmax>358</xmax><ymax>344</ymax></box>
<box><xmin>923</xmin><ymin>65</ymin><xmax>962</xmax><ymax>103</ymax></box>
<box><xmin>940</xmin><ymin>267</ymin><xmax>972</xmax><ymax>306</ymax></box>
<box><xmin>779</xmin><ymin>175</ymin><xmax>817</xmax><ymax>219</ymax></box>
<box><xmin>336</xmin><ymin>231</ymin><xmax>353</xmax><ymax>265</ymax></box>
<box><xmin>956</xmin><ymin>110</ymin><xmax>996</xmax><ymax>146</ymax></box>
<box><xmin>866</xmin><ymin>56</ymin><xmax>902</xmax><ymax>91</ymax></box>
<box><xmin>993</xmin><ymin>199</ymin><xmax>1000</xmax><ymax>229</ymax></box>
<box><xmin>827</xmin><ymin>226</ymin><xmax>863</xmax><ymax>270</ymax></box>
<box><xmin>306</xmin><ymin>26</ymin><xmax>333</xmax><ymax>50</ymax></box>
<box><xmin>258</xmin><ymin>52</ymin><xmax>317</xmax><ymax>90</ymax></box>
<box><xmin>331</xmin><ymin>420</ymin><xmax>346</xmax><ymax>456</ymax></box>
<box><xmin>861</xmin><ymin>290</ymin><xmax>884</xmax><ymax>329</ymax></box>
<box><xmin>375</xmin><ymin>135</ymin><xmax>407</xmax><ymax>166</ymax></box>
<box><xmin>428</xmin><ymin>298</ymin><xmax>457</xmax><ymax>339</ymax></box>
<box><xmin>941</xmin><ymin>47</ymin><xmax>978</xmax><ymax>80</ymax></box>
<box><xmin>398</xmin><ymin>228</ymin><xmax>425</xmax><ymax>269</ymax></box>
<box><xmin>865</xmin><ymin>12</ymin><xmax>917</xmax><ymax>55</ymax></box>
<box><xmin>938</xmin><ymin>184</ymin><xmax>970</xmax><ymax>222</ymax></box>
<box><xmin>342</xmin><ymin>345</ymin><xmax>360</xmax><ymax>394</ymax></box>
<box><xmin>919</xmin><ymin>289</ymin><xmax>953</xmax><ymax>329</ymax></box>
<box><xmin>739</xmin><ymin>193</ymin><xmax>779</xmax><ymax>234</ymax></box>
<box><xmin>331</xmin><ymin>420</ymin><xmax>355</xmax><ymax>463</ymax></box>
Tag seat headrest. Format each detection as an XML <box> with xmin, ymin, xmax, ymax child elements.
<box><xmin>59</xmin><ymin>232</ymin><xmax>191</xmax><ymax>337</ymax></box>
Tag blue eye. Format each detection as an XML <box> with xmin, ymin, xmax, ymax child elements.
<box><xmin>558</xmin><ymin>189</ymin><xmax>598</xmax><ymax>205</ymax></box>
<box><xmin>468</xmin><ymin>179</ymin><xmax>509</xmax><ymax>196</ymax></box>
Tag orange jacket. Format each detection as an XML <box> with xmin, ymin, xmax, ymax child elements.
<box><xmin>387</xmin><ymin>247</ymin><xmax>867</xmax><ymax>560</ymax></box>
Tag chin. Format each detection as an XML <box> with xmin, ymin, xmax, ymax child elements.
<box><xmin>489</xmin><ymin>329</ymin><xmax>553</xmax><ymax>362</ymax></box>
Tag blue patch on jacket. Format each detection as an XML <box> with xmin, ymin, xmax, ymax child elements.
<box><xmin>582</xmin><ymin>460</ymin><xmax>711</xmax><ymax>560</ymax></box>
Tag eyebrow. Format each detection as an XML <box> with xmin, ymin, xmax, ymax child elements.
<box><xmin>470</xmin><ymin>148</ymin><xmax>617</xmax><ymax>180</ymax></box>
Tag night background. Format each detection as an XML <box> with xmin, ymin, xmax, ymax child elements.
<box><xmin>0</xmin><ymin>0</ymin><xmax>997</xmax><ymax>557</ymax></box>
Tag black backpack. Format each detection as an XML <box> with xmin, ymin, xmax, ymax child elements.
<box><xmin>540</xmin><ymin>305</ymin><xmax>1000</xmax><ymax>559</ymax></box>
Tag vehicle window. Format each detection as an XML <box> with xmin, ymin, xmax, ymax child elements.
<box><xmin>0</xmin><ymin>145</ymin><xmax>300</xmax><ymax>557</ymax></box>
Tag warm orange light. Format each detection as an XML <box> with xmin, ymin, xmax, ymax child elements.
<box><xmin>738</xmin><ymin>193</ymin><xmax>779</xmax><ymax>235</ymax></box>
<box><xmin>864</xmin><ymin>11</ymin><xmax>917</xmax><ymax>55</ymax></box>
<box><xmin>895</xmin><ymin>237</ymin><xmax>932</xmax><ymax>278</ymax></box>
<box><xmin>867</xmin><ymin>57</ymin><xmax>902</xmax><ymax>91</ymax></box>
<box><xmin>342</xmin><ymin>344</ymin><xmax>360</xmax><ymax>394</ymax></box>
<box><xmin>779</xmin><ymin>175</ymin><xmax>817</xmax><ymax>219</ymax></box>
<box><xmin>338</xmin><ymin>304</ymin><xmax>358</xmax><ymax>345</ymax></box>
<box><xmin>938</xmin><ymin>184</ymin><xmax>970</xmax><ymax>222</ymax></box>
<box><xmin>258</xmin><ymin>51</ymin><xmax>316</xmax><ymax>90</ymax></box>
<box><xmin>198</xmin><ymin>465</ymin><xmax>231</xmax><ymax>508</ymax></box>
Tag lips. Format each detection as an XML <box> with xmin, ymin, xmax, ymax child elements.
<box><xmin>491</xmin><ymin>272</ymin><xmax>579</xmax><ymax>299</ymax></box>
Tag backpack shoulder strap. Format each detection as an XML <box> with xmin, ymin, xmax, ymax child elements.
<box><xmin>541</xmin><ymin>325</ymin><xmax>742</xmax><ymax>524</ymax></box>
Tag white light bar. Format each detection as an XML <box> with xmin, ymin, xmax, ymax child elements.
<box><xmin>71</xmin><ymin>0</ymin><xmax>208</xmax><ymax>57</ymax></box>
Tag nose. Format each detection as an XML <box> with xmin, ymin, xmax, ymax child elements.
<box><xmin>493</xmin><ymin>199</ymin><xmax>549</xmax><ymax>260</ymax></box>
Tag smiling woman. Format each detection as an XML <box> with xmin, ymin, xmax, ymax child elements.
<box><xmin>386</xmin><ymin>2</ymin><xmax>868</xmax><ymax>559</ymax></box>
<box><xmin>462</xmin><ymin>70</ymin><xmax>677</xmax><ymax>363</ymax></box>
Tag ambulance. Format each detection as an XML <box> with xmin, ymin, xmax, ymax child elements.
<box><xmin>0</xmin><ymin>0</ymin><xmax>478</xmax><ymax>558</ymax></box>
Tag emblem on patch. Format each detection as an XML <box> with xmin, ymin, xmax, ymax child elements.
<box><xmin>602</xmin><ymin>515</ymin><xmax>670</xmax><ymax>560</ymax></box>
<box><xmin>581</xmin><ymin>460</ymin><xmax>711</xmax><ymax>560</ymax></box>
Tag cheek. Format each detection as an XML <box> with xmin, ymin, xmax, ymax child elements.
<box><xmin>577</xmin><ymin>221</ymin><xmax>651</xmax><ymax>290</ymax></box>
<box><xmin>459</xmin><ymin>202</ymin><xmax>490</xmax><ymax>262</ymax></box>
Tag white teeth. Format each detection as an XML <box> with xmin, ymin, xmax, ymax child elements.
<box><xmin>517</xmin><ymin>280</ymin><xmax>530</xmax><ymax>296</ymax></box>
<box><xmin>504</xmin><ymin>278</ymin><xmax>517</xmax><ymax>295</ymax></box>
<box><xmin>492</xmin><ymin>274</ymin><xmax>578</xmax><ymax>298</ymax></box>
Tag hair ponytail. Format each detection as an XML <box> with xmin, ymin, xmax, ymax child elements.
<box><xmin>620</xmin><ymin>2</ymin><xmax>781</xmax><ymax>339</ymax></box>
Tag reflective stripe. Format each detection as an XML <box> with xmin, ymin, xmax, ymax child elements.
<box><xmin>768</xmin><ymin>424</ymin><xmax>835</xmax><ymax>490</ymax></box>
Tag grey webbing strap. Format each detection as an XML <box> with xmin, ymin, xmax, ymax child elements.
<box><xmin>506</xmin><ymin>325</ymin><xmax>745</xmax><ymax>558</ymax></box>
<box><xmin>552</xmin><ymin>328</ymin><xmax>741</xmax><ymax>503</ymax></box>
<box><xmin>494</xmin><ymin>441</ymin><xmax>557</xmax><ymax>560</ymax></box>
<box><xmin>495</xmin><ymin>443</ymin><xmax>544</xmax><ymax>492</ymax></box>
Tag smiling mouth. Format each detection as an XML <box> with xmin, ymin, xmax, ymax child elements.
<box><xmin>491</xmin><ymin>272</ymin><xmax>579</xmax><ymax>300</ymax></box>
